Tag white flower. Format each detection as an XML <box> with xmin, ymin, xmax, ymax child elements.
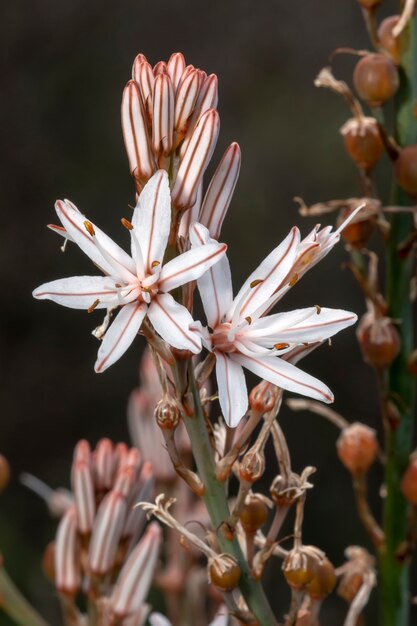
<box><xmin>33</xmin><ymin>171</ymin><xmax>227</xmax><ymax>372</ymax></box>
<box><xmin>190</xmin><ymin>223</ymin><xmax>357</xmax><ymax>427</ymax></box>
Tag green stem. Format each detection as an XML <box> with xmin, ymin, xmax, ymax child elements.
<box><xmin>182</xmin><ymin>362</ymin><xmax>277</xmax><ymax>626</ymax></box>
<box><xmin>0</xmin><ymin>566</ymin><xmax>49</xmax><ymax>626</ymax></box>
<box><xmin>379</xmin><ymin>15</ymin><xmax>417</xmax><ymax>626</ymax></box>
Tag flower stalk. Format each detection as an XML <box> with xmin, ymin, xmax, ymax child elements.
<box><xmin>0</xmin><ymin>565</ymin><xmax>50</xmax><ymax>626</ymax></box>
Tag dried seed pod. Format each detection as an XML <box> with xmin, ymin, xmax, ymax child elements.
<box><xmin>400</xmin><ymin>456</ymin><xmax>417</xmax><ymax>505</ymax></box>
<box><xmin>270</xmin><ymin>472</ymin><xmax>303</xmax><ymax>508</ymax></box>
<box><xmin>394</xmin><ymin>145</ymin><xmax>417</xmax><ymax>197</ymax></box>
<box><xmin>336</xmin><ymin>205</ymin><xmax>375</xmax><ymax>249</ymax></box>
<box><xmin>239</xmin><ymin>450</ymin><xmax>265</xmax><ymax>483</ymax></box>
<box><xmin>306</xmin><ymin>557</ymin><xmax>337</xmax><ymax>599</ymax></box>
<box><xmin>357</xmin><ymin>314</ymin><xmax>400</xmax><ymax>369</ymax></box>
<box><xmin>353</xmin><ymin>54</ymin><xmax>399</xmax><ymax>107</ymax></box>
<box><xmin>336</xmin><ymin>423</ymin><xmax>378</xmax><ymax>475</ymax></box>
<box><xmin>249</xmin><ymin>380</ymin><xmax>279</xmax><ymax>415</ymax></box>
<box><xmin>239</xmin><ymin>496</ymin><xmax>269</xmax><ymax>533</ymax></box>
<box><xmin>340</xmin><ymin>117</ymin><xmax>384</xmax><ymax>172</ymax></box>
<box><xmin>283</xmin><ymin>546</ymin><xmax>324</xmax><ymax>590</ymax></box>
<box><xmin>338</xmin><ymin>571</ymin><xmax>364</xmax><ymax>602</ymax></box>
<box><xmin>377</xmin><ymin>16</ymin><xmax>401</xmax><ymax>64</ymax></box>
<box><xmin>208</xmin><ymin>554</ymin><xmax>241</xmax><ymax>591</ymax></box>
<box><xmin>155</xmin><ymin>398</ymin><xmax>181</xmax><ymax>430</ymax></box>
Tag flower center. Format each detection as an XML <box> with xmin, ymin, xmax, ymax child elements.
<box><xmin>211</xmin><ymin>322</ymin><xmax>236</xmax><ymax>353</ymax></box>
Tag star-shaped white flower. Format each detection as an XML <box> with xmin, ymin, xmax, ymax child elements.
<box><xmin>33</xmin><ymin>171</ymin><xmax>227</xmax><ymax>372</ymax></box>
<box><xmin>190</xmin><ymin>223</ymin><xmax>357</xmax><ymax>427</ymax></box>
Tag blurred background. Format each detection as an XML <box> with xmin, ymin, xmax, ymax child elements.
<box><xmin>1</xmin><ymin>0</ymin><xmax>415</xmax><ymax>624</ymax></box>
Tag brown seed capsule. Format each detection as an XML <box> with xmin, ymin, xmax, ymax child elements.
<box><xmin>239</xmin><ymin>450</ymin><xmax>265</xmax><ymax>483</ymax></box>
<box><xmin>270</xmin><ymin>472</ymin><xmax>302</xmax><ymax>508</ymax></box>
<box><xmin>336</xmin><ymin>205</ymin><xmax>374</xmax><ymax>249</ymax></box>
<box><xmin>377</xmin><ymin>16</ymin><xmax>401</xmax><ymax>64</ymax></box>
<box><xmin>306</xmin><ymin>557</ymin><xmax>337</xmax><ymax>599</ymax></box>
<box><xmin>336</xmin><ymin>423</ymin><xmax>378</xmax><ymax>475</ymax></box>
<box><xmin>353</xmin><ymin>54</ymin><xmax>399</xmax><ymax>107</ymax></box>
<box><xmin>340</xmin><ymin>117</ymin><xmax>384</xmax><ymax>172</ymax></box>
<box><xmin>239</xmin><ymin>497</ymin><xmax>269</xmax><ymax>533</ymax></box>
<box><xmin>283</xmin><ymin>546</ymin><xmax>323</xmax><ymax>590</ymax></box>
<box><xmin>400</xmin><ymin>457</ymin><xmax>417</xmax><ymax>505</ymax></box>
<box><xmin>155</xmin><ymin>398</ymin><xmax>181</xmax><ymax>430</ymax></box>
<box><xmin>0</xmin><ymin>455</ymin><xmax>10</xmax><ymax>492</ymax></box>
<box><xmin>249</xmin><ymin>380</ymin><xmax>279</xmax><ymax>415</ymax></box>
<box><xmin>394</xmin><ymin>145</ymin><xmax>417</xmax><ymax>197</ymax></box>
<box><xmin>357</xmin><ymin>315</ymin><xmax>400</xmax><ymax>369</ymax></box>
<box><xmin>208</xmin><ymin>554</ymin><xmax>241</xmax><ymax>591</ymax></box>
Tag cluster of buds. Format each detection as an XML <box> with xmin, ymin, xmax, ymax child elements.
<box><xmin>42</xmin><ymin>439</ymin><xmax>160</xmax><ymax>624</ymax></box>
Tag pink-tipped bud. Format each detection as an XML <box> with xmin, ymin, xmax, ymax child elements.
<box><xmin>114</xmin><ymin>442</ymin><xmax>129</xmax><ymax>472</ymax></box>
<box><xmin>93</xmin><ymin>438</ymin><xmax>115</xmax><ymax>491</ymax></box>
<box><xmin>114</xmin><ymin>466</ymin><xmax>136</xmax><ymax>499</ymax></box>
<box><xmin>172</xmin><ymin>109</ymin><xmax>220</xmax><ymax>209</ymax></box>
<box><xmin>54</xmin><ymin>506</ymin><xmax>80</xmax><ymax>596</ymax></box>
<box><xmin>401</xmin><ymin>456</ymin><xmax>417</xmax><ymax>505</ymax></box>
<box><xmin>153</xmin><ymin>61</ymin><xmax>167</xmax><ymax>75</ymax></box>
<box><xmin>179</xmin><ymin>73</ymin><xmax>218</xmax><ymax>158</ymax></box>
<box><xmin>123</xmin><ymin>462</ymin><xmax>155</xmax><ymax>539</ymax></box>
<box><xmin>122</xmin><ymin>448</ymin><xmax>142</xmax><ymax>477</ymax></box>
<box><xmin>174</xmin><ymin>69</ymin><xmax>200</xmax><ymax>139</ymax></box>
<box><xmin>152</xmin><ymin>74</ymin><xmax>174</xmax><ymax>156</ymax></box>
<box><xmin>133</xmin><ymin>60</ymin><xmax>154</xmax><ymax>121</ymax></box>
<box><xmin>337</xmin><ymin>423</ymin><xmax>378</xmax><ymax>475</ymax></box>
<box><xmin>132</xmin><ymin>53</ymin><xmax>148</xmax><ymax>76</ymax></box>
<box><xmin>122</xmin><ymin>81</ymin><xmax>154</xmax><ymax>182</ymax></box>
<box><xmin>167</xmin><ymin>52</ymin><xmax>186</xmax><ymax>90</ymax></box>
<box><xmin>88</xmin><ymin>490</ymin><xmax>127</xmax><ymax>575</ymax></box>
<box><xmin>71</xmin><ymin>459</ymin><xmax>95</xmax><ymax>534</ymax></box>
<box><xmin>73</xmin><ymin>439</ymin><xmax>92</xmax><ymax>466</ymax></box>
<box><xmin>199</xmin><ymin>142</ymin><xmax>241</xmax><ymax>239</ymax></box>
<box><xmin>112</xmin><ymin>522</ymin><xmax>162</xmax><ymax>618</ymax></box>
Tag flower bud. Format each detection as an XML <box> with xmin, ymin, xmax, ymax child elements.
<box><xmin>336</xmin><ymin>205</ymin><xmax>374</xmax><ymax>249</ymax></box>
<box><xmin>239</xmin><ymin>496</ymin><xmax>269</xmax><ymax>534</ymax></box>
<box><xmin>167</xmin><ymin>52</ymin><xmax>186</xmax><ymax>90</ymax></box>
<box><xmin>353</xmin><ymin>54</ymin><xmax>399</xmax><ymax>107</ymax></box>
<box><xmin>377</xmin><ymin>16</ymin><xmax>401</xmax><ymax>64</ymax></box>
<box><xmin>283</xmin><ymin>546</ymin><xmax>324</xmax><ymax>590</ymax></box>
<box><xmin>340</xmin><ymin>117</ymin><xmax>384</xmax><ymax>172</ymax></box>
<box><xmin>71</xmin><ymin>459</ymin><xmax>96</xmax><ymax>534</ymax></box>
<box><xmin>306</xmin><ymin>557</ymin><xmax>337</xmax><ymax>599</ymax></box>
<box><xmin>357</xmin><ymin>315</ymin><xmax>400</xmax><ymax>369</ymax></box>
<box><xmin>93</xmin><ymin>438</ymin><xmax>115</xmax><ymax>491</ymax></box>
<box><xmin>208</xmin><ymin>554</ymin><xmax>241</xmax><ymax>591</ymax></box>
<box><xmin>394</xmin><ymin>145</ymin><xmax>417</xmax><ymax>197</ymax></box>
<box><xmin>239</xmin><ymin>450</ymin><xmax>265</xmax><ymax>483</ymax></box>
<box><xmin>88</xmin><ymin>490</ymin><xmax>127</xmax><ymax>575</ymax></box>
<box><xmin>249</xmin><ymin>380</ymin><xmax>279</xmax><ymax>415</ymax></box>
<box><xmin>336</xmin><ymin>423</ymin><xmax>378</xmax><ymax>475</ymax></box>
<box><xmin>55</xmin><ymin>506</ymin><xmax>80</xmax><ymax>596</ymax></box>
<box><xmin>400</xmin><ymin>456</ymin><xmax>417</xmax><ymax>505</ymax></box>
<box><xmin>155</xmin><ymin>398</ymin><xmax>181</xmax><ymax>430</ymax></box>
<box><xmin>0</xmin><ymin>455</ymin><xmax>10</xmax><ymax>492</ymax></box>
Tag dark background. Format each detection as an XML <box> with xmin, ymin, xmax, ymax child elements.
<box><xmin>1</xmin><ymin>0</ymin><xmax>415</xmax><ymax>624</ymax></box>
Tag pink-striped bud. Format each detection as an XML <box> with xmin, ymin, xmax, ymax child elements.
<box><xmin>122</xmin><ymin>81</ymin><xmax>154</xmax><ymax>182</ymax></box>
<box><xmin>152</xmin><ymin>74</ymin><xmax>174</xmax><ymax>156</ymax></box>
<box><xmin>114</xmin><ymin>466</ymin><xmax>136</xmax><ymax>499</ymax></box>
<box><xmin>88</xmin><ymin>490</ymin><xmax>127</xmax><ymax>575</ymax></box>
<box><xmin>132</xmin><ymin>53</ymin><xmax>148</xmax><ymax>75</ymax></box>
<box><xmin>73</xmin><ymin>439</ymin><xmax>92</xmax><ymax>466</ymax></box>
<box><xmin>111</xmin><ymin>522</ymin><xmax>162</xmax><ymax>618</ymax></box>
<box><xmin>174</xmin><ymin>69</ymin><xmax>200</xmax><ymax>140</ymax></box>
<box><xmin>199</xmin><ymin>142</ymin><xmax>241</xmax><ymax>239</ymax></box>
<box><xmin>123</xmin><ymin>462</ymin><xmax>155</xmax><ymax>540</ymax></box>
<box><xmin>167</xmin><ymin>52</ymin><xmax>186</xmax><ymax>90</ymax></box>
<box><xmin>72</xmin><ymin>459</ymin><xmax>95</xmax><ymax>534</ymax></box>
<box><xmin>172</xmin><ymin>109</ymin><xmax>220</xmax><ymax>209</ymax></box>
<box><xmin>94</xmin><ymin>438</ymin><xmax>115</xmax><ymax>491</ymax></box>
<box><xmin>114</xmin><ymin>442</ymin><xmax>129</xmax><ymax>472</ymax></box>
<box><xmin>55</xmin><ymin>506</ymin><xmax>80</xmax><ymax>596</ymax></box>
<box><xmin>121</xmin><ymin>448</ymin><xmax>142</xmax><ymax>476</ymax></box>
<box><xmin>133</xmin><ymin>61</ymin><xmax>154</xmax><ymax>121</ymax></box>
<box><xmin>153</xmin><ymin>61</ymin><xmax>167</xmax><ymax>76</ymax></box>
<box><xmin>178</xmin><ymin>182</ymin><xmax>203</xmax><ymax>239</ymax></box>
<box><xmin>179</xmin><ymin>74</ymin><xmax>218</xmax><ymax>158</ymax></box>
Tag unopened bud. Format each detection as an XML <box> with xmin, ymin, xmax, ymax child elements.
<box><xmin>167</xmin><ymin>52</ymin><xmax>186</xmax><ymax>90</ymax></box>
<box><xmin>336</xmin><ymin>423</ymin><xmax>378</xmax><ymax>475</ymax></box>
<box><xmin>249</xmin><ymin>380</ymin><xmax>279</xmax><ymax>415</ymax></box>
<box><xmin>283</xmin><ymin>546</ymin><xmax>324</xmax><ymax>590</ymax></box>
<box><xmin>72</xmin><ymin>459</ymin><xmax>96</xmax><ymax>534</ymax></box>
<box><xmin>55</xmin><ymin>506</ymin><xmax>80</xmax><ymax>596</ymax></box>
<box><xmin>340</xmin><ymin>117</ymin><xmax>383</xmax><ymax>173</ymax></box>
<box><xmin>93</xmin><ymin>438</ymin><xmax>115</xmax><ymax>491</ymax></box>
<box><xmin>239</xmin><ymin>496</ymin><xmax>269</xmax><ymax>534</ymax></box>
<box><xmin>357</xmin><ymin>315</ymin><xmax>400</xmax><ymax>369</ymax></box>
<box><xmin>378</xmin><ymin>16</ymin><xmax>401</xmax><ymax>64</ymax></box>
<box><xmin>0</xmin><ymin>455</ymin><xmax>10</xmax><ymax>492</ymax></box>
<box><xmin>306</xmin><ymin>557</ymin><xmax>337</xmax><ymax>599</ymax></box>
<box><xmin>122</xmin><ymin>81</ymin><xmax>154</xmax><ymax>182</ymax></box>
<box><xmin>88</xmin><ymin>490</ymin><xmax>127</xmax><ymax>575</ymax></box>
<box><xmin>395</xmin><ymin>145</ymin><xmax>417</xmax><ymax>197</ymax></box>
<box><xmin>152</xmin><ymin>73</ymin><xmax>174</xmax><ymax>156</ymax></box>
<box><xmin>400</xmin><ymin>456</ymin><xmax>417</xmax><ymax>505</ymax></box>
<box><xmin>353</xmin><ymin>54</ymin><xmax>399</xmax><ymax>107</ymax></box>
<box><xmin>155</xmin><ymin>398</ymin><xmax>181</xmax><ymax>430</ymax></box>
<box><xmin>208</xmin><ymin>554</ymin><xmax>241</xmax><ymax>591</ymax></box>
<box><xmin>239</xmin><ymin>450</ymin><xmax>265</xmax><ymax>483</ymax></box>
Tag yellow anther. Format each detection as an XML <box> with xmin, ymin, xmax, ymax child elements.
<box><xmin>245</xmin><ymin>316</ymin><xmax>252</xmax><ymax>325</ymax></box>
<box><xmin>250</xmin><ymin>279</ymin><xmax>263</xmax><ymax>288</ymax></box>
<box><xmin>274</xmin><ymin>342</ymin><xmax>290</xmax><ymax>351</ymax></box>
<box><xmin>151</xmin><ymin>260</ymin><xmax>161</xmax><ymax>268</ymax></box>
<box><xmin>87</xmin><ymin>299</ymin><xmax>100</xmax><ymax>313</ymax></box>
<box><xmin>315</xmin><ymin>305</ymin><xmax>321</xmax><ymax>314</ymax></box>
<box><xmin>289</xmin><ymin>273</ymin><xmax>299</xmax><ymax>287</ymax></box>
<box><xmin>142</xmin><ymin>286</ymin><xmax>151</xmax><ymax>293</ymax></box>
<box><xmin>115</xmin><ymin>283</ymin><xmax>122</xmax><ymax>288</ymax></box>
<box><xmin>83</xmin><ymin>220</ymin><xmax>95</xmax><ymax>237</ymax></box>
<box><xmin>121</xmin><ymin>217</ymin><xmax>133</xmax><ymax>230</ymax></box>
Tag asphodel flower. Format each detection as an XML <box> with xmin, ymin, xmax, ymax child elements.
<box><xmin>33</xmin><ymin>170</ymin><xmax>227</xmax><ymax>372</ymax></box>
<box><xmin>190</xmin><ymin>223</ymin><xmax>357</xmax><ymax>427</ymax></box>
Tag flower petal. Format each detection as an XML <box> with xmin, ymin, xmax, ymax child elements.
<box><xmin>215</xmin><ymin>352</ymin><xmax>248</xmax><ymax>427</ymax></box>
<box><xmin>95</xmin><ymin>303</ymin><xmax>147</xmax><ymax>373</ymax></box>
<box><xmin>33</xmin><ymin>276</ymin><xmax>122</xmax><ymax>310</ymax></box>
<box><xmin>55</xmin><ymin>200</ymin><xmax>136</xmax><ymax>281</ymax></box>
<box><xmin>229</xmin><ymin>227</ymin><xmax>300</xmax><ymax>320</ymax></box>
<box><xmin>230</xmin><ymin>352</ymin><xmax>334</xmax><ymax>404</ymax></box>
<box><xmin>158</xmin><ymin>241</ymin><xmax>227</xmax><ymax>292</ymax></box>
<box><xmin>190</xmin><ymin>223</ymin><xmax>233</xmax><ymax>328</ymax></box>
<box><xmin>131</xmin><ymin>170</ymin><xmax>171</xmax><ymax>273</ymax></box>
<box><xmin>147</xmin><ymin>293</ymin><xmax>201</xmax><ymax>353</ymax></box>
